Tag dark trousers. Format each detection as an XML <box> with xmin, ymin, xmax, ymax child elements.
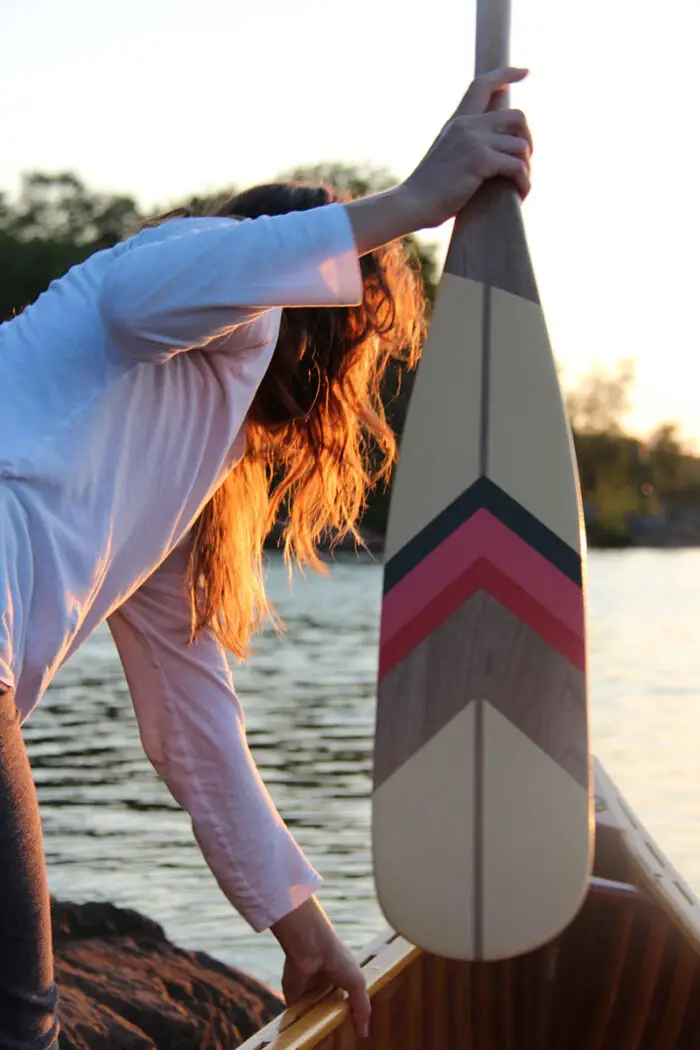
<box><xmin>0</xmin><ymin>688</ymin><xmax>59</xmax><ymax>1049</ymax></box>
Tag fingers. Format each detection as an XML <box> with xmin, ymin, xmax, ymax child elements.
<box><xmin>471</xmin><ymin>108</ymin><xmax>532</xmax><ymax>149</ymax></box>
<box><xmin>495</xmin><ymin>153</ymin><xmax>532</xmax><ymax>200</ymax></box>
<box><xmin>464</xmin><ymin>125</ymin><xmax>532</xmax><ymax>199</ymax></box>
<box><xmin>454</xmin><ymin>110</ymin><xmax>533</xmax><ymax>158</ymax></box>
<box><xmin>482</xmin><ymin>132</ymin><xmax>531</xmax><ymax>159</ymax></box>
<box><xmin>328</xmin><ymin>953</ymin><xmax>371</xmax><ymax>1040</ymax></box>
<box><xmin>283</xmin><ymin>948</ymin><xmax>371</xmax><ymax>1040</ymax></box>
<box><xmin>454</xmin><ymin>66</ymin><xmax>529</xmax><ymax>117</ymax></box>
<box><xmin>346</xmin><ymin>970</ymin><xmax>371</xmax><ymax>1039</ymax></box>
<box><xmin>497</xmin><ymin>109</ymin><xmax>533</xmax><ymax>154</ymax></box>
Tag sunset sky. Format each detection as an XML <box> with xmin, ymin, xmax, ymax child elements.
<box><xmin>2</xmin><ymin>0</ymin><xmax>698</xmax><ymax>446</ymax></box>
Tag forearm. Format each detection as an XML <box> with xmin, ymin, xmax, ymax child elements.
<box><xmin>342</xmin><ymin>186</ymin><xmax>426</xmax><ymax>256</ymax></box>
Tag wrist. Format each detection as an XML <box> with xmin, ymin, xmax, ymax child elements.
<box><xmin>343</xmin><ymin>186</ymin><xmax>425</xmax><ymax>257</ymax></box>
<box><xmin>392</xmin><ymin>181</ymin><xmax>437</xmax><ymax>232</ymax></box>
<box><xmin>270</xmin><ymin>896</ymin><xmax>332</xmax><ymax>961</ymax></box>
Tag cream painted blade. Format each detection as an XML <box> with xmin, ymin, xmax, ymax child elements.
<box><xmin>487</xmin><ymin>287</ymin><xmax>584</xmax><ymax>551</ymax></box>
<box><xmin>373</xmin><ymin>698</ymin><xmax>591</xmax><ymax>961</ymax></box>
<box><xmin>481</xmin><ymin>703</ymin><xmax>591</xmax><ymax>959</ymax></box>
<box><xmin>373</xmin><ymin>702</ymin><xmax>477</xmax><ymax>959</ymax></box>
<box><xmin>383</xmin><ymin>274</ymin><xmax>483</xmax><ymax>561</ymax></box>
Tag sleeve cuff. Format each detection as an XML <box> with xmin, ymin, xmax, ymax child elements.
<box><xmin>249</xmin><ymin>871</ymin><xmax>325</xmax><ymax>933</ymax></box>
<box><xmin>315</xmin><ymin>202</ymin><xmax>364</xmax><ymax>307</ymax></box>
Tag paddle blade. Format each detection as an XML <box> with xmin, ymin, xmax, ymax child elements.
<box><xmin>372</xmin><ymin>177</ymin><xmax>592</xmax><ymax>961</ymax></box>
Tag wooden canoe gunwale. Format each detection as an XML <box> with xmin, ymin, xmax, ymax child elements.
<box><xmin>237</xmin><ymin>762</ymin><xmax>700</xmax><ymax>1050</ymax></box>
<box><xmin>237</xmin><ymin>875</ymin><xmax>698</xmax><ymax>1050</ymax></box>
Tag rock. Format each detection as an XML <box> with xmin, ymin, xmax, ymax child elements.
<box><xmin>51</xmin><ymin>898</ymin><xmax>283</xmax><ymax>1049</ymax></box>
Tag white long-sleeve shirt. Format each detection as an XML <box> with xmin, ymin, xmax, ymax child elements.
<box><xmin>0</xmin><ymin>202</ymin><xmax>363</xmax><ymax>930</ymax></box>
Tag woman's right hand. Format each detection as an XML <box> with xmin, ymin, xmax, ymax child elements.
<box><xmin>401</xmin><ymin>66</ymin><xmax>533</xmax><ymax>229</ymax></box>
<box><xmin>344</xmin><ymin>67</ymin><xmax>533</xmax><ymax>255</ymax></box>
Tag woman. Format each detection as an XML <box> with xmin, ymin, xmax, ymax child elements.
<box><xmin>0</xmin><ymin>67</ymin><xmax>532</xmax><ymax>1047</ymax></box>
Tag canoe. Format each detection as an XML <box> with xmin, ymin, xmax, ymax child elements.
<box><xmin>238</xmin><ymin>757</ymin><xmax>700</xmax><ymax>1049</ymax></box>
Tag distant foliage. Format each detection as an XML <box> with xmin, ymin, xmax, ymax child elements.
<box><xmin>566</xmin><ymin>358</ymin><xmax>636</xmax><ymax>436</ymax></box>
<box><xmin>567</xmin><ymin>361</ymin><xmax>700</xmax><ymax>544</ymax></box>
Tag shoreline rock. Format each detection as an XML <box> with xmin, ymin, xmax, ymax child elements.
<box><xmin>52</xmin><ymin>898</ymin><xmax>283</xmax><ymax>1049</ymax></box>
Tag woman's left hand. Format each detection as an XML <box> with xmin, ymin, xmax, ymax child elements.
<box><xmin>271</xmin><ymin>897</ymin><xmax>371</xmax><ymax>1040</ymax></box>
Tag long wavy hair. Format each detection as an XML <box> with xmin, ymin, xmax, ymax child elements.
<box><xmin>145</xmin><ymin>183</ymin><xmax>426</xmax><ymax>659</ymax></box>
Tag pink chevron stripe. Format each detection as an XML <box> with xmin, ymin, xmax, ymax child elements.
<box><xmin>381</xmin><ymin>507</ymin><xmax>583</xmax><ymax>651</ymax></box>
<box><xmin>378</xmin><ymin>556</ymin><xmax>586</xmax><ymax>679</ymax></box>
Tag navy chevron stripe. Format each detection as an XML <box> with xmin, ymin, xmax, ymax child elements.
<box><xmin>383</xmin><ymin>476</ymin><xmax>582</xmax><ymax>594</ymax></box>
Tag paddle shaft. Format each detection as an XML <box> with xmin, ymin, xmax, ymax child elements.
<box><xmin>446</xmin><ymin>0</ymin><xmax>537</xmax><ymax>303</ymax></box>
<box><xmin>476</xmin><ymin>0</ymin><xmax>511</xmax><ymax>81</ymax></box>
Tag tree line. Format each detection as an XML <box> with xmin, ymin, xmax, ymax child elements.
<box><xmin>2</xmin><ymin>170</ymin><xmax>698</xmax><ymax>548</ymax></box>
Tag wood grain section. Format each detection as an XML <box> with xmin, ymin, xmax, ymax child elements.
<box><xmin>444</xmin><ymin>0</ymin><xmax>537</xmax><ymax>302</ymax></box>
<box><xmin>445</xmin><ymin>186</ymin><xmax>539</xmax><ymax>302</ymax></box>
<box><xmin>375</xmin><ymin>592</ymin><xmax>587</xmax><ymax>791</ymax></box>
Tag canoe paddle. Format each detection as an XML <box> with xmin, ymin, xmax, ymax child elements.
<box><xmin>372</xmin><ymin>0</ymin><xmax>593</xmax><ymax>961</ymax></box>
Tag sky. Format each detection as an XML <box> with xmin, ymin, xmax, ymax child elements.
<box><xmin>2</xmin><ymin>0</ymin><xmax>698</xmax><ymax>446</ymax></box>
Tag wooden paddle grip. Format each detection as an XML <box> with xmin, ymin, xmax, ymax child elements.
<box><xmin>444</xmin><ymin>0</ymin><xmax>537</xmax><ymax>300</ymax></box>
<box><xmin>445</xmin><ymin>186</ymin><xmax>538</xmax><ymax>301</ymax></box>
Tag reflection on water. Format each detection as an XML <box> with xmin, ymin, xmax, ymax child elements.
<box><xmin>24</xmin><ymin>550</ymin><xmax>700</xmax><ymax>989</ymax></box>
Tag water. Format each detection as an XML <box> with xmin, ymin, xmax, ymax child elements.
<box><xmin>24</xmin><ymin>549</ymin><xmax>700</xmax><ymax>992</ymax></box>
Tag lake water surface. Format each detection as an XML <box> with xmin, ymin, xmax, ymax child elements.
<box><xmin>25</xmin><ymin>549</ymin><xmax>700</xmax><ymax>991</ymax></box>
